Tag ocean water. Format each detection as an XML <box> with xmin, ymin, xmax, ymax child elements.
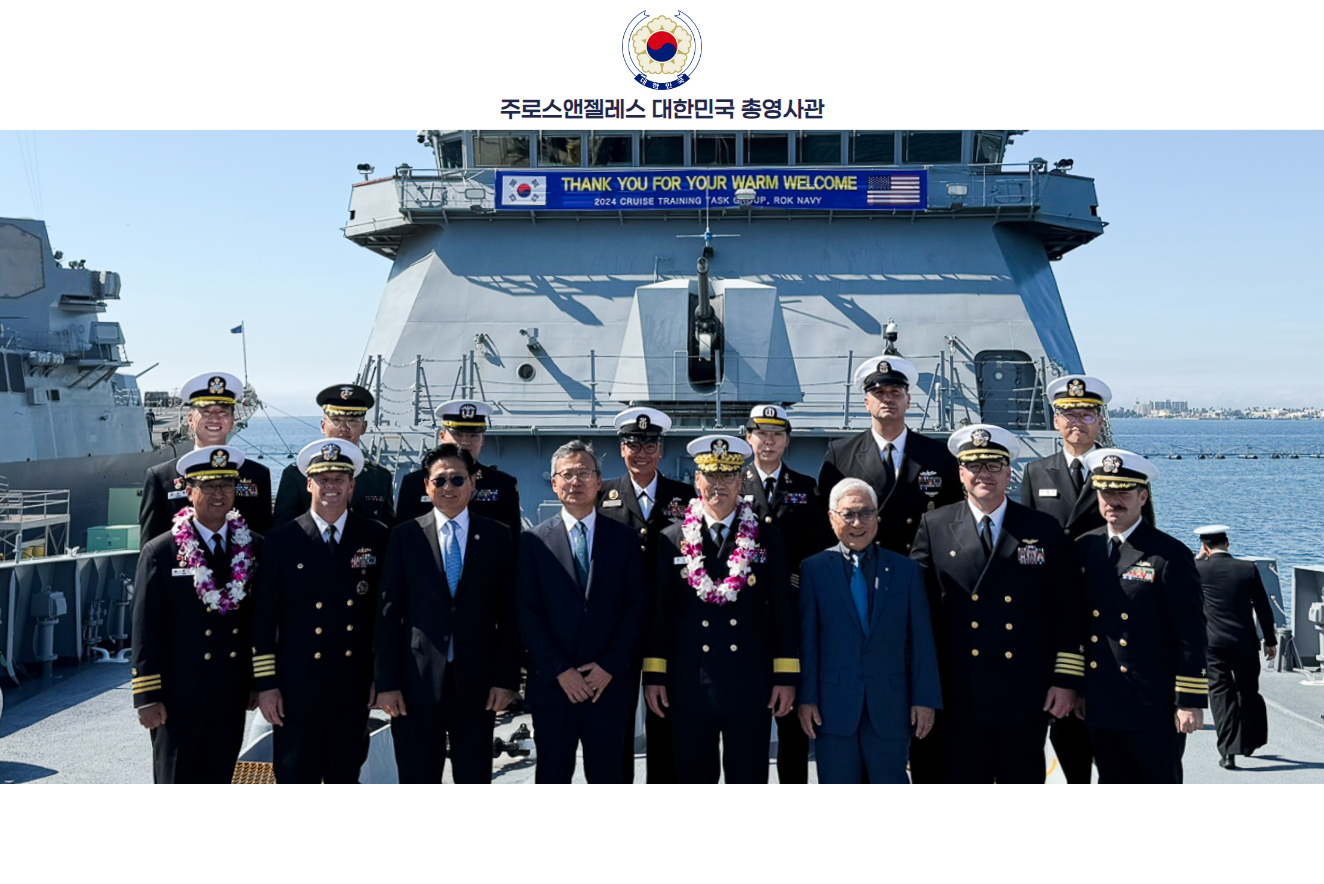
<box><xmin>231</xmin><ymin>414</ymin><xmax>1324</xmax><ymax>574</ymax></box>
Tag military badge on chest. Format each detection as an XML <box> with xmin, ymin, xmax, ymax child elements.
<box><xmin>782</xmin><ymin>492</ymin><xmax>808</xmax><ymax>505</ymax></box>
<box><xmin>665</xmin><ymin>497</ymin><xmax>687</xmax><ymax>521</ymax></box>
<box><xmin>1123</xmin><ymin>563</ymin><xmax>1155</xmax><ymax>583</ymax></box>
<box><xmin>168</xmin><ymin>476</ymin><xmax>188</xmax><ymax>500</ymax></box>
<box><xmin>918</xmin><ymin>470</ymin><xmax>942</xmax><ymax>498</ymax></box>
<box><xmin>349</xmin><ymin>547</ymin><xmax>377</xmax><ymax>570</ymax></box>
<box><xmin>474</xmin><ymin>489</ymin><xmax>499</xmax><ymax>502</ymax></box>
<box><xmin>235</xmin><ymin>478</ymin><xmax>258</xmax><ymax>498</ymax></box>
<box><xmin>1017</xmin><ymin>542</ymin><xmax>1045</xmax><ymax>566</ymax></box>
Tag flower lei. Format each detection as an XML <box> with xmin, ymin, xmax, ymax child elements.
<box><xmin>171</xmin><ymin>508</ymin><xmax>254</xmax><ymax>615</ymax></box>
<box><xmin>680</xmin><ymin>497</ymin><xmax>759</xmax><ymax>604</ymax></box>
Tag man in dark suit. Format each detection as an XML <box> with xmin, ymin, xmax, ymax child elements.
<box><xmin>1020</xmin><ymin>373</ymin><xmax>1112</xmax><ymax>783</ymax></box>
<box><xmin>1194</xmin><ymin>524</ymin><xmax>1276</xmax><ymax>770</ymax></box>
<box><xmin>253</xmin><ymin>439</ymin><xmax>389</xmax><ymax>783</ymax></box>
<box><xmin>818</xmin><ymin>355</ymin><xmax>962</xmax><ymax>557</ymax></box>
<box><xmin>1076</xmin><ymin>449</ymin><xmax>1207</xmax><ymax>784</ymax></box>
<box><xmin>132</xmin><ymin>445</ymin><xmax>261</xmax><ymax>783</ymax></box>
<box><xmin>741</xmin><ymin>404</ymin><xmax>827</xmax><ymax>784</ymax></box>
<box><xmin>394</xmin><ymin>399</ymin><xmax>522</xmax><ymax>538</ymax></box>
<box><xmin>644</xmin><ymin>435</ymin><xmax>799</xmax><ymax>784</ymax></box>
<box><xmin>910</xmin><ymin>424</ymin><xmax>1085</xmax><ymax>783</ymax></box>
<box><xmin>272</xmin><ymin>384</ymin><xmax>395</xmax><ymax>527</ymax></box>
<box><xmin>139</xmin><ymin>371</ymin><xmax>271</xmax><ymax>544</ymax></box>
<box><xmin>373</xmin><ymin>444</ymin><xmax>520</xmax><ymax>783</ymax></box>
<box><xmin>597</xmin><ymin>406</ymin><xmax>691</xmax><ymax>783</ymax></box>
<box><xmin>516</xmin><ymin>440</ymin><xmax>646</xmax><ymax>782</ymax></box>
<box><xmin>799</xmin><ymin>477</ymin><xmax>941</xmax><ymax>783</ymax></box>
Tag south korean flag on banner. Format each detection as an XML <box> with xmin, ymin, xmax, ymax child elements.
<box><xmin>501</xmin><ymin>175</ymin><xmax>547</xmax><ymax>207</ymax></box>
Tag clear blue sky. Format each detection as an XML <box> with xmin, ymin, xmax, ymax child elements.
<box><xmin>4</xmin><ymin>129</ymin><xmax>1317</xmax><ymax>412</ymax></box>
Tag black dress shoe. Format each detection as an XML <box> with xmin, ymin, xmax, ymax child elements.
<box><xmin>1219</xmin><ymin>755</ymin><xmax>1237</xmax><ymax>769</ymax></box>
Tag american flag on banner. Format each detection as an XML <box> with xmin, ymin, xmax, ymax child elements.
<box><xmin>867</xmin><ymin>174</ymin><xmax>923</xmax><ymax>206</ymax></box>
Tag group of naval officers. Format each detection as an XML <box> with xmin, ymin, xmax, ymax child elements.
<box><xmin>129</xmin><ymin>359</ymin><xmax>1279</xmax><ymax>784</ymax></box>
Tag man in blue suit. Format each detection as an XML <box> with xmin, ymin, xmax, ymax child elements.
<box><xmin>798</xmin><ymin>477</ymin><xmax>942</xmax><ymax>784</ymax></box>
<box><xmin>517</xmin><ymin>440</ymin><xmax>646</xmax><ymax>783</ymax></box>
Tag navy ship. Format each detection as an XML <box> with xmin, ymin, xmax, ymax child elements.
<box><xmin>344</xmin><ymin>129</ymin><xmax>1104</xmax><ymax>511</ymax></box>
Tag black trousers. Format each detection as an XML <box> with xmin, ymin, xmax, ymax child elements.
<box><xmin>907</xmin><ymin>715</ymin><xmax>944</xmax><ymax>783</ymax></box>
<box><xmin>390</xmin><ymin>668</ymin><xmax>495</xmax><ymax>783</ymax></box>
<box><xmin>1049</xmin><ymin>714</ymin><xmax>1094</xmax><ymax>783</ymax></box>
<box><xmin>149</xmin><ymin>702</ymin><xmax>246</xmax><ymax>784</ymax></box>
<box><xmin>775</xmin><ymin>704</ymin><xmax>809</xmax><ymax>783</ymax></box>
<box><xmin>533</xmin><ymin>700</ymin><xmax>632</xmax><ymax>783</ymax></box>
<box><xmin>273</xmin><ymin>696</ymin><xmax>369</xmax><ymax>784</ymax></box>
<box><xmin>1089</xmin><ymin>726</ymin><xmax>1186</xmax><ymax>783</ymax></box>
<box><xmin>1208</xmin><ymin>644</ymin><xmax>1268</xmax><ymax>757</ymax></box>
<box><xmin>941</xmin><ymin>717</ymin><xmax>1049</xmax><ymax>784</ymax></box>
<box><xmin>622</xmin><ymin>683</ymin><xmax>678</xmax><ymax>783</ymax></box>
<box><xmin>670</xmin><ymin>706</ymin><xmax>771</xmax><ymax>784</ymax></box>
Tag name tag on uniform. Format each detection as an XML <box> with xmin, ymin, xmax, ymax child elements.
<box><xmin>168</xmin><ymin>489</ymin><xmax>187</xmax><ymax>500</ymax></box>
<box><xmin>673</xmin><ymin>556</ymin><xmax>688</xmax><ymax>565</ymax></box>
<box><xmin>171</xmin><ymin>568</ymin><xmax>192</xmax><ymax>577</ymax></box>
<box><xmin>1123</xmin><ymin>565</ymin><xmax>1155</xmax><ymax>583</ymax></box>
<box><xmin>602</xmin><ymin>499</ymin><xmax>624</xmax><ymax>508</ymax></box>
<box><xmin>1038</xmin><ymin>489</ymin><xmax>1059</xmax><ymax>498</ymax></box>
<box><xmin>743</xmin><ymin>494</ymin><xmax>756</xmax><ymax>502</ymax></box>
<box><xmin>419</xmin><ymin>494</ymin><xmax>429</xmax><ymax>503</ymax></box>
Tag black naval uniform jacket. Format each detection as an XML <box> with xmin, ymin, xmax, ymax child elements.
<box><xmin>131</xmin><ymin>528</ymin><xmax>263</xmax><ymax>713</ymax></box>
<box><xmin>1197</xmin><ymin>552</ymin><xmax>1277</xmax><ymax>652</ymax></box>
<box><xmin>596</xmin><ymin>473</ymin><xmax>693</xmax><ymax>564</ymax></box>
<box><xmin>139</xmin><ymin>456</ymin><xmax>272</xmax><ymax>546</ymax></box>
<box><xmin>251</xmin><ymin>512</ymin><xmax>389</xmax><ymax>705</ymax></box>
<box><xmin>1076</xmin><ymin>522</ymin><xmax>1209</xmax><ymax>730</ymax></box>
<box><xmin>273</xmin><ymin>460</ymin><xmax>395</xmax><ymax>528</ymax></box>
<box><xmin>739</xmin><ymin>463</ymin><xmax>830</xmax><ymax>588</ymax></box>
<box><xmin>394</xmin><ymin>462</ymin><xmax>522</xmax><ymax>539</ymax></box>
<box><xmin>643</xmin><ymin>520</ymin><xmax>799</xmax><ymax>713</ymax></box>
<box><xmin>818</xmin><ymin>428</ymin><xmax>962</xmax><ymax>555</ymax></box>
<box><xmin>910</xmin><ymin>500</ymin><xmax>1085</xmax><ymax>727</ymax></box>
<box><xmin>374</xmin><ymin>511</ymin><xmax>521</xmax><ymax>709</ymax></box>
<box><xmin>1020</xmin><ymin>451</ymin><xmax>1106</xmax><ymax>538</ymax></box>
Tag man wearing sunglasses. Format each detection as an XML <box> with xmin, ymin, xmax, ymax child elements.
<box><xmin>272</xmin><ymin>384</ymin><xmax>395</xmax><ymax>527</ymax></box>
<box><xmin>597</xmin><ymin>406</ymin><xmax>691</xmax><ymax>782</ymax></box>
<box><xmin>910</xmin><ymin>424</ymin><xmax>1085</xmax><ymax>783</ymax></box>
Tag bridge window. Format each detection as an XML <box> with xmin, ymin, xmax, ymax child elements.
<box><xmin>474</xmin><ymin>134</ymin><xmax>530</xmax><ymax>167</ymax></box>
<box><xmin>798</xmin><ymin>132</ymin><xmax>843</xmax><ymax>165</ymax></box>
<box><xmin>903</xmin><ymin>131</ymin><xmax>962</xmax><ymax>164</ymax></box>
<box><xmin>538</xmin><ymin>135</ymin><xmax>582</xmax><ymax>166</ymax></box>
<box><xmin>693</xmin><ymin>133</ymin><xmax>736</xmax><ymax>166</ymax></box>
<box><xmin>642</xmin><ymin>133</ymin><xmax>684</xmax><ymax>166</ymax></box>
<box><xmin>851</xmin><ymin>132</ymin><xmax>896</xmax><ymax>165</ymax></box>
<box><xmin>745</xmin><ymin>133</ymin><xmax>790</xmax><ymax>165</ymax></box>
<box><xmin>589</xmin><ymin>135</ymin><xmax>634</xmax><ymax>166</ymax></box>
<box><xmin>438</xmin><ymin>136</ymin><xmax>463</xmax><ymax>169</ymax></box>
<box><xmin>973</xmin><ymin>131</ymin><xmax>1006</xmax><ymax>166</ymax></box>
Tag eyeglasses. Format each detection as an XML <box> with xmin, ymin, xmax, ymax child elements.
<box><xmin>698</xmin><ymin>471</ymin><xmax>741</xmax><ymax>485</ymax></box>
<box><xmin>195</xmin><ymin>481</ymin><xmax>237</xmax><ymax>495</ymax></box>
<box><xmin>553</xmin><ymin>469</ymin><xmax>599</xmax><ymax>483</ymax></box>
<box><xmin>1055</xmin><ymin>410</ymin><xmax>1098</xmax><ymax>425</ymax></box>
<box><xmin>427</xmin><ymin>474</ymin><xmax>469</xmax><ymax>487</ymax></box>
<box><xmin>961</xmin><ymin>461</ymin><xmax>1007</xmax><ymax>474</ymax></box>
<box><xmin>623</xmin><ymin>441</ymin><xmax>660</xmax><ymax>454</ymax></box>
<box><xmin>327</xmin><ymin>417</ymin><xmax>366</xmax><ymax>429</ymax></box>
<box><xmin>831</xmin><ymin>508</ymin><xmax>878</xmax><ymax>524</ymax></box>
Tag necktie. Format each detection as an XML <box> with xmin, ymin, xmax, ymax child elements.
<box><xmin>1108</xmin><ymin>536</ymin><xmax>1122</xmax><ymax>567</ymax></box>
<box><xmin>850</xmin><ymin>553</ymin><xmax>870</xmax><ymax>634</ymax></box>
<box><xmin>443</xmin><ymin>521</ymin><xmax>462</xmax><ymax>597</ymax></box>
<box><xmin>764</xmin><ymin>475</ymin><xmax>777</xmax><ymax>501</ymax></box>
<box><xmin>882</xmin><ymin>442</ymin><xmax>897</xmax><ymax>491</ymax></box>
<box><xmin>979</xmin><ymin>515</ymin><xmax>993</xmax><ymax>558</ymax></box>
<box><xmin>1070</xmin><ymin>460</ymin><xmax>1084</xmax><ymax>493</ymax></box>
<box><xmin>572</xmin><ymin>521</ymin><xmax>589</xmax><ymax>589</ymax></box>
<box><xmin>325</xmin><ymin>524</ymin><xmax>338</xmax><ymax>552</ymax></box>
<box><xmin>638</xmin><ymin>490</ymin><xmax>653</xmax><ymax>519</ymax></box>
<box><xmin>711</xmin><ymin>523</ymin><xmax>727</xmax><ymax>548</ymax></box>
<box><xmin>212</xmin><ymin>533</ymin><xmax>225</xmax><ymax>556</ymax></box>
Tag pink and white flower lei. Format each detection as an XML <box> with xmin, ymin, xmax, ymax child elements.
<box><xmin>171</xmin><ymin>507</ymin><xmax>254</xmax><ymax>615</ymax></box>
<box><xmin>680</xmin><ymin>497</ymin><xmax>759</xmax><ymax>604</ymax></box>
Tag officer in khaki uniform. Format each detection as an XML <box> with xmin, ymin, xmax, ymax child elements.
<box><xmin>643</xmin><ymin>435</ymin><xmax>799</xmax><ymax>783</ymax></box>
<box><xmin>741</xmin><ymin>404</ymin><xmax>827</xmax><ymax>783</ymax></box>
<box><xmin>272</xmin><ymin>384</ymin><xmax>395</xmax><ymax>527</ymax></box>
<box><xmin>394</xmin><ymin>399</ymin><xmax>522</xmax><ymax>539</ymax></box>
<box><xmin>597</xmin><ymin>406</ymin><xmax>691</xmax><ymax>783</ymax></box>
<box><xmin>254</xmin><ymin>439</ymin><xmax>389</xmax><ymax>783</ymax></box>
<box><xmin>1076</xmin><ymin>449</ymin><xmax>1208</xmax><ymax>783</ymax></box>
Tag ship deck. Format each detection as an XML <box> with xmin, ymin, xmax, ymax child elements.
<box><xmin>3</xmin><ymin>661</ymin><xmax>1322</xmax><ymax>784</ymax></box>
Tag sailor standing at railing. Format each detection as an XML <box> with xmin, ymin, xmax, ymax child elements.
<box><xmin>272</xmin><ymin>384</ymin><xmax>395</xmax><ymax>527</ymax></box>
<box><xmin>139</xmin><ymin>371</ymin><xmax>272</xmax><ymax>544</ymax></box>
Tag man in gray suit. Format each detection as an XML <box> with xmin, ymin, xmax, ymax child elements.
<box><xmin>799</xmin><ymin>478</ymin><xmax>941</xmax><ymax>783</ymax></box>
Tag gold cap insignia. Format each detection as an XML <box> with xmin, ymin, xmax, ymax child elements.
<box><xmin>460</xmin><ymin>404</ymin><xmax>477</xmax><ymax>420</ymax></box>
<box><xmin>971</xmin><ymin>428</ymin><xmax>991</xmax><ymax>448</ymax></box>
<box><xmin>1067</xmin><ymin>378</ymin><xmax>1085</xmax><ymax>398</ymax></box>
<box><xmin>211</xmin><ymin>449</ymin><xmax>229</xmax><ymax>468</ymax></box>
<box><xmin>208</xmin><ymin>376</ymin><xmax>225</xmax><ymax>395</ymax></box>
<box><xmin>1102</xmin><ymin>455</ymin><xmax>1122</xmax><ymax>474</ymax></box>
<box><xmin>321</xmin><ymin>443</ymin><xmax>341</xmax><ymax>461</ymax></box>
<box><xmin>877</xmin><ymin>360</ymin><xmax>891</xmax><ymax>374</ymax></box>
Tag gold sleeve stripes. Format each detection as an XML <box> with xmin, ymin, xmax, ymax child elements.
<box><xmin>253</xmin><ymin>654</ymin><xmax>276</xmax><ymax>679</ymax></box>
<box><xmin>1054</xmin><ymin>651</ymin><xmax>1086</xmax><ymax>677</ymax></box>
<box><xmin>773</xmin><ymin>658</ymin><xmax>800</xmax><ymax>674</ymax></box>
<box><xmin>1175</xmin><ymin>675</ymin><xmax>1208</xmax><ymax>695</ymax></box>
<box><xmin>131</xmin><ymin>674</ymin><xmax>162</xmax><ymax>695</ymax></box>
<box><xmin>642</xmin><ymin>657</ymin><xmax>667</xmax><ymax>674</ymax></box>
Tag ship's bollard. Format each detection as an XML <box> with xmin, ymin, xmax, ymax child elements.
<box><xmin>30</xmin><ymin>590</ymin><xmax>67</xmax><ymax>678</ymax></box>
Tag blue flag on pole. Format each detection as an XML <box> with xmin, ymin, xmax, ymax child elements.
<box><xmin>230</xmin><ymin>324</ymin><xmax>244</xmax><ymax>334</ymax></box>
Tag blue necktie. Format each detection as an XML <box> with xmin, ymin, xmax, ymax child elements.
<box><xmin>850</xmin><ymin>553</ymin><xmax>870</xmax><ymax>635</ymax></box>
<box><xmin>572</xmin><ymin>521</ymin><xmax>589</xmax><ymax>589</ymax></box>
<box><xmin>443</xmin><ymin>521</ymin><xmax>462</xmax><ymax>661</ymax></box>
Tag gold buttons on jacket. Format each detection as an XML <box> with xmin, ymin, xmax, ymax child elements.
<box><xmin>232</xmin><ymin>628</ymin><xmax>239</xmax><ymax>635</ymax></box>
<box><xmin>971</xmin><ymin>621</ymin><xmax>979</xmax><ymax>629</ymax></box>
<box><xmin>203</xmin><ymin>653</ymin><xmax>211</xmax><ymax>660</ymax></box>
<box><xmin>702</xmin><ymin>620</ymin><xmax>709</xmax><ymax>628</ymax></box>
<box><xmin>1091</xmin><ymin>635</ymin><xmax>1098</xmax><ymax>643</ymax></box>
<box><xmin>1119</xmin><ymin>639</ymin><xmax>1128</xmax><ymax>647</ymax></box>
<box><xmin>346</xmin><ymin>650</ymin><xmax>353</xmax><ymax>657</ymax></box>
<box><xmin>730</xmin><ymin>644</ymin><xmax>738</xmax><ymax>652</ymax></box>
<box><xmin>639</xmin><ymin>528</ymin><xmax>647</xmax><ymax>536</ymax></box>
<box><xmin>907</xmin><ymin>518</ymin><xmax>914</xmax><ymax>525</ymax></box>
<box><xmin>971</xmin><ymin>649</ymin><xmax>980</xmax><ymax>657</ymax></box>
<box><xmin>1005</xmin><ymin>623</ymin><xmax>1013</xmax><ymax>631</ymax></box>
<box><xmin>1121</xmin><ymin>613</ymin><xmax>1129</xmax><ymax>620</ymax></box>
<box><xmin>315</xmin><ymin>627</ymin><xmax>323</xmax><ymax>635</ymax></box>
<box><xmin>971</xmin><ymin>594</ymin><xmax>979</xmax><ymax>602</ymax></box>
<box><xmin>347</xmin><ymin>599</ymin><xmax>354</xmax><ymax>606</ymax></box>
<box><xmin>316</xmin><ymin>602</ymin><xmax>323</xmax><ymax>609</ymax></box>
<box><xmin>230</xmin><ymin>652</ymin><xmax>237</xmax><ymax>658</ymax></box>
<box><xmin>1004</xmin><ymin>596</ymin><xmax>1012</xmax><ymax>603</ymax></box>
<box><xmin>730</xmin><ymin>619</ymin><xmax>738</xmax><ymax>626</ymax></box>
<box><xmin>702</xmin><ymin>645</ymin><xmax>711</xmax><ymax>653</ymax></box>
<box><xmin>1119</xmin><ymin>665</ymin><xmax>1128</xmax><ymax>673</ymax></box>
<box><xmin>949</xmin><ymin>551</ymin><xmax>956</xmax><ymax>557</ymax></box>
<box><xmin>1005</xmin><ymin>652</ymin><xmax>1013</xmax><ymax>659</ymax></box>
<box><xmin>346</xmin><ymin>625</ymin><xmax>354</xmax><ymax>632</ymax></box>
<box><xmin>1090</xmin><ymin>661</ymin><xmax>1098</xmax><ymax>669</ymax></box>
<box><xmin>765</xmin><ymin>516</ymin><xmax>773</xmax><ymax>524</ymax></box>
<box><xmin>1093</xmin><ymin>610</ymin><xmax>1100</xmax><ymax>617</ymax></box>
<box><xmin>314</xmin><ymin>652</ymin><xmax>322</xmax><ymax>660</ymax></box>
